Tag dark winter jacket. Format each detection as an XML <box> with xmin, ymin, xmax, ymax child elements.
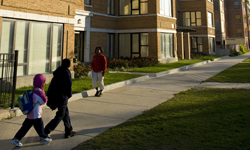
<box><xmin>47</xmin><ymin>66</ymin><xmax>72</xmax><ymax>108</ymax></box>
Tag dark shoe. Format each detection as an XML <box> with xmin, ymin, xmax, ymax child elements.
<box><xmin>64</xmin><ymin>131</ymin><xmax>76</xmax><ymax>138</ymax></box>
<box><xmin>97</xmin><ymin>92</ymin><xmax>102</xmax><ymax>97</ymax></box>
<box><xmin>95</xmin><ymin>91</ymin><xmax>99</xmax><ymax>97</ymax></box>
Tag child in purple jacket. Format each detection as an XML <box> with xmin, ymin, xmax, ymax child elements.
<box><xmin>11</xmin><ymin>74</ymin><xmax>52</xmax><ymax>147</ymax></box>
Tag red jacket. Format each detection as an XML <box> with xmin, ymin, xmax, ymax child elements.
<box><xmin>91</xmin><ymin>54</ymin><xmax>107</xmax><ymax>74</ymax></box>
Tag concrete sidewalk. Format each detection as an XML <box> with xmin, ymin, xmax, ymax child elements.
<box><xmin>0</xmin><ymin>52</ymin><xmax>250</xmax><ymax>150</ymax></box>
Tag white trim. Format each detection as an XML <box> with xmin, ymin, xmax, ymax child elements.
<box><xmin>89</xmin><ymin>28</ymin><xmax>177</xmax><ymax>33</ymax></box>
<box><xmin>85</xmin><ymin>5</ymin><xmax>93</xmax><ymax>8</ymax></box>
<box><xmin>75</xmin><ymin>10</ymin><xmax>93</xmax><ymax>16</ymax></box>
<box><xmin>87</xmin><ymin>11</ymin><xmax>177</xmax><ymax>20</ymax></box>
<box><xmin>0</xmin><ymin>9</ymin><xmax>74</xmax><ymax>24</ymax></box>
<box><xmin>190</xmin><ymin>34</ymin><xmax>216</xmax><ymax>37</ymax></box>
<box><xmin>157</xmin><ymin>14</ymin><xmax>177</xmax><ymax>20</ymax></box>
<box><xmin>178</xmin><ymin>26</ymin><xmax>215</xmax><ymax>29</ymax></box>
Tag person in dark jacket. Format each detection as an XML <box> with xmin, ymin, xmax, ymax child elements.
<box><xmin>44</xmin><ymin>59</ymin><xmax>76</xmax><ymax>138</ymax></box>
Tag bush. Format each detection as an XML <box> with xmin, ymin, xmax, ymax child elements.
<box><xmin>73</xmin><ymin>63</ymin><xmax>91</xmax><ymax>79</ymax></box>
<box><xmin>108</xmin><ymin>57</ymin><xmax>159</xmax><ymax>70</ymax></box>
<box><xmin>229</xmin><ymin>49</ymin><xmax>240</xmax><ymax>56</ymax></box>
<box><xmin>240</xmin><ymin>44</ymin><xmax>247</xmax><ymax>54</ymax></box>
<box><xmin>191</xmin><ymin>53</ymin><xmax>205</xmax><ymax>59</ymax></box>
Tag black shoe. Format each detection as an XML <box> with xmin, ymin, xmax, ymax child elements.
<box><xmin>64</xmin><ymin>131</ymin><xmax>76</xmax><ymax>138</ymax></box>
<box><xmin>95</xmin><ymin>91</ymin><xmax>99</xmax><ymax>97</ymax></box>
<box><xmin>97</xmin><ymin>92</ymin><xmax>102</xmax><ymax>97</ymax></box>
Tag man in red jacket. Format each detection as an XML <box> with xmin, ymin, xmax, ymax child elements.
<box><xmin>91</xmin><ymin>47</ymin><xmax>107</xmax><ymax>97</ymax></box>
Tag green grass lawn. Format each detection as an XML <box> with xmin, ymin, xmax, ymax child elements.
<box><xmin>204</xmin><ymin>63</ymin><xmax>250</xmax><ymax>83</ymax></box>
<box><xmin>73</xmin><ymin>88</ymin><xmax>250</xmax><ymax>150</ymax></box>
<box><xmin>243</xmin><ymin>57</ymin><xmax>250</xmax><ymax>62</ymax></box>
<box><xmin>130</xmin><ymin>56</ymin><xmax>223</xmax><ymax>73</ymax></box>
<box><xmin>13</xmin><ymin>72</ymin><xmax>142</xmax><ymax>106</ymax></box>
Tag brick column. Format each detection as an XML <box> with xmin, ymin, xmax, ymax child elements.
<box><xmin>184</xmin><ymin>32</ymin><xmax>191</xmax><ymax>60</ymax></box>
<box><xmin>177</xmin><ymin>32</ymin><xmax>184</xmax><ymax>59</ymax></box>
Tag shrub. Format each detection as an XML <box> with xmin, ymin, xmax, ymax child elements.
<box><xmin>108</xmin><ymin>57</ymin><xmax>159</xmax><ymax>70</ymax></box>
<box><xmin>73</xmin><ymin>63</ymin><xmax>91</xmax><ymax>79</ymax></box>
<box><xmin>191</xmin><ymin>53</ymin><xmax>205</xmax><ymax>59</ymax></box>
<box><xmin>229</xmin><ymin>49</ymin><xmax>240</xmax><ymax>56</ymax></box>
<box><xmin>240</xmin><ymin>44</ymin><xmax>247</xmax><ymax>54</ymax></box>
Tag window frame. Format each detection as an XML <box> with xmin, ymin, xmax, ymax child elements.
<box><xmin>118</xmin><ymin>33</ymin><xmax>148</xmax><ymax>58</ymax></box>
<box><xmin>208</xmin><ymin>11</ymin><xmax>213</xmax><ymax>27</ymax></box>
<box><xmin>85</xmin><ymin>0</ymin><xmax>91</xmax><ymax>5</ymax></box>
<box><xmin>0</xmin><ymin>18</ymin><xmax>63</xmax><ymax>76</ymax></box>
<box><xmin>235</xmin><ymin>15</ymin><xmax>241</xmax><ymax>23</ymax></box>
<box><xmin>190</xmin><ymin>37</ymin><xmax>203</xmax><ymax>53</ymax></box>
<box><xmin>119</xmin><ymin>0</ymin><xmax>148</xmax><ymax>16</ymax></box>
<box><xmin>182</xmin><ymin>11</ymin><xmax>202</xmax><ymax>27</ymax></box>
<box><xmin>234</xmin><ymin>1</ymin><xmax>240</xmax><ymax>9</ymax></box>
<box><xmin>107</xmin><ymin>0</ymin><xmax>115</xmax><ymax>15</ymax></box>
<box><xmin>107</xmin><ymin>33</ymin><xmax>115</xmax><ymax>59</ymax></box>
<box><xmin>161</xmin><ymin>33</ymin><xmax>174</xmax><ymax>58</ymax></box>
<box><xmin>236</xmin><ymin>29</ymin><xmax>242</xmax><ymax>37</ymax></box>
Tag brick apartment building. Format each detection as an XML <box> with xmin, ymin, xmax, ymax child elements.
<box><xmin>214</xmin><ymin>0</ymin><xmax>227</xmax><ymax>47</ymax></box>
<box><xmin>176</xmin><ymin>0</ymin><xmax>216</xmax><ymax>55</ymax></box>
<box><xmin>225</xmin><ymin>0</ymin><xmax>250</xmax><ymax>48</ymax></box>
<box><xmin>0</xmin><ymin>0</ymin><xmax>218</xmax><ymax>87</ymax></box>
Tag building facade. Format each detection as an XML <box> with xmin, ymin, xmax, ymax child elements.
<box><xmin>214</xmin><ymin>0</ymin><xmax>227</xmax><ymax>47</ymax></box>
<box><xmin>225</xmin><ymin>0</ymin><xmax>249</xmax><ymax>48</ymax></box>
<box><xmin>176</xmin><ymin>0</ymin><xmax>216</xmax><ymax>55</ymax></box>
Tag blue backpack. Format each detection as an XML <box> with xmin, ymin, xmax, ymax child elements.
<box><xmin>17</xmin><ymin>88</ymin><xmax>41</xmax><ymax>115</ymax></box>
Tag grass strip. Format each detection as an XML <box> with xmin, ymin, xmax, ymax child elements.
<box><xmin>205</xmin><ymin>63</ymin><xmax>250</xmax><ymax>83</ymax></box>
<box><xmin>130</xmin><ymin>56</ymin><xmax>222</xmax><ymax>73</ymax></box>
<box><xmin>243</xmin><ymin>57</ymin><xmax>250</xmax><ymax>62</ymax></box>
<box><xmin>73</xmin><ymin>88</ymin><xmax>250</xmax><ymax>150</ymax></box>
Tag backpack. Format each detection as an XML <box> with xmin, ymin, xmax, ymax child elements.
<box><xmin>17</xmin><ymin>88</ymin><xmax>41</xmax><ymax>115</ymax></box>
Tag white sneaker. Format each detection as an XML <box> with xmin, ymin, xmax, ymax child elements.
<box><xmin>11</xmin><ymin>138</ymin><xmax>22</xmax><ymax>147</ymax></box>
<box><xmin>40</xmin><ymin>137</ymin><xmax>52</xmax><ymax>145</ymax></box>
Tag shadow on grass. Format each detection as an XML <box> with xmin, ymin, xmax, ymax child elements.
<box><xmin>73</xmin><ymin>88</ymin><xmax>250</xmax><ymax>150</ymax></box>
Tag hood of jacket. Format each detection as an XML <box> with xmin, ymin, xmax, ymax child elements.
<box><xmin>33</xmin><ymin>74</ymin><xmax>46</xmax><ymax>89</ymax></box>
<box><xmin>53</xmin><ymin>66</ymin><xmax>68</xmax><ymax>77</ymax></box>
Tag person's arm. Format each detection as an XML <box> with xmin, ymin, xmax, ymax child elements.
<box><xmin>102</xmin><ymin>55</ymin><xmax>107</xmax><ymax>76</ymax></box>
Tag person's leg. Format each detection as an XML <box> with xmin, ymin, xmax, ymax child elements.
<box><xmin>33</xmin><ymin>118</ymin><xmax>48</xmax><ymax>138</ymax></box>
<box><xmin>33</xmin><ymin>118</ymin><xmax>52</xmax><ymax>145</ymax></box>
<box><xmin>14</xmin><ymin>118</ymin><xmax>33</xmax><ymax>140</ymax></box>
<box><xmin>97</xmin><ymin>72</ymin><xmax>104</xmax><ymax>96</ymax></box>
<box><xmin>92</xmin><ymin>71</ymin><xmax>99</xmax><ymax>96</ymax></box>
<box><xmin>44</xmin><ymin>105</ymin><xmax>66</xmax><ymax>135</ymax></box>
<box><xmin>63</xmin><ymin>106</ymin><xmax>75</xmax><ymax>138</ymax></box>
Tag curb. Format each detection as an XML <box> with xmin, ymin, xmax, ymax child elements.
<box><xmin>0</xmin><ymin>75</ymin><xmax>150</xmax><ymax>121</ymax></box>
<box><xmin>110</xmin><ymin>56</ymin><xmax>229</xmax><ymax>78</ymax></box>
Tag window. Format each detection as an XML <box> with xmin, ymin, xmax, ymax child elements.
<box><xmin>119</xmin><ymin>0</ymin><xmax>148</xmax><ymax>15</ymax></box>
<box><xmin>0</xmin><ymin>19</ymin><xmax>63</xmax><ymax>76</ymax></box>
<box><xmin>208</xmin><ymin>12</ymin><xmax>213</xmax><ymax>27</ymax></box>
<box><xmin>235</xmin><ymin>15</ymin><xmax>241</xmax><ymax>23</ymax></box>
<box><xmin>190</xmin><ymin>37</ymin><xmax>203</xmax><ymax>53</ymax></box>
<box><xmin>85</xmin><ymin>0</ymin><xmax>91</xmax><ymax>5</ymax></box>
<box><xmin>119</xmin><ymin>33</ymin><xmax>148</xmax><ymax>58</ymax></box>
<box><xmin>214</xmin><ymin>0</ymin><xmax>219</xmax><ymax>11</ymax></box>
<box><xmin>161</xmin><ymin>33</ymin><xmax>174</xmax><ymax>58</ymax></box>
<box><xmin>209</xmin><ymin>38</ymin><xmax>215</xmax><ymax>53</ymax></box>
<box><xmin>215</xmin><ymin>20</ymin><xmax>220</xmax><ymax>33</ymax></box>
<box><xmin>160</xmin><ymin>0</ymin><xmax>172</xmax><ymax>17</ymax></box>
<box><xmin>107</xmin><ymin>0</ymin><xmax>115</xmax><ymax>15</ymax></box>
<box><xmin>107</xmin><ymin>33</ymin><xmax>115</xmax><ymax>59</ymax></box>
<box><xmin>183</xmin><ymin>11</ymin><xmax>202</xmax><ymax>26</ymax></box>
<box><xmin>234</xmin><ymin>1</ymin><xmax>240</xmax><ymax>9</ymax></box>
<box><xmin>236</xmin><ymin>29</ymin><xmax>242</xmax><ymax>37</ymax></box>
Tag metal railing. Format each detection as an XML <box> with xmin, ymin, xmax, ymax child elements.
<box><xmin>0</xmin><ymin>50</ymin><xmax>18</xmax><ymax>108</ymax></box>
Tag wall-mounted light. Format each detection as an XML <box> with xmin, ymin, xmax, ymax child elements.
<box><xmin>78</xmin><ymin>19</ymin><xmax>81</xmax><ymax>24</ymax></box>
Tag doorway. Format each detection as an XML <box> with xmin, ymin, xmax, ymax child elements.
<box><xmin>74</xmin><ymin>31</ymin><xmax>84</xmax><ymax>62</ymax></box>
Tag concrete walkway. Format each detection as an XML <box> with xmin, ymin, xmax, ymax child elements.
<box><xmin>0</xmin><ymin>52</ymin><xmax>250</xmax><ymax>150</ymax></box>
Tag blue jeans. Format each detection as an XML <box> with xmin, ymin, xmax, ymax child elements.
<box><xmin>14</xmin><ymin>118</ymin><xmax>48</xmax><ymax>140</ymax></box>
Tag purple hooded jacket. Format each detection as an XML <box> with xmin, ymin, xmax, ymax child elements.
<box><xmin>27</xmin><ymin>74</ymin><xmax>48</xmax><ymax>119</ymax></box>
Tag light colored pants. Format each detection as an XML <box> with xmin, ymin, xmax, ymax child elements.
<box><xmin>92</xmin><ymin>71</ymin><xmax>104</xmax><ymax>90</ymax></box>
